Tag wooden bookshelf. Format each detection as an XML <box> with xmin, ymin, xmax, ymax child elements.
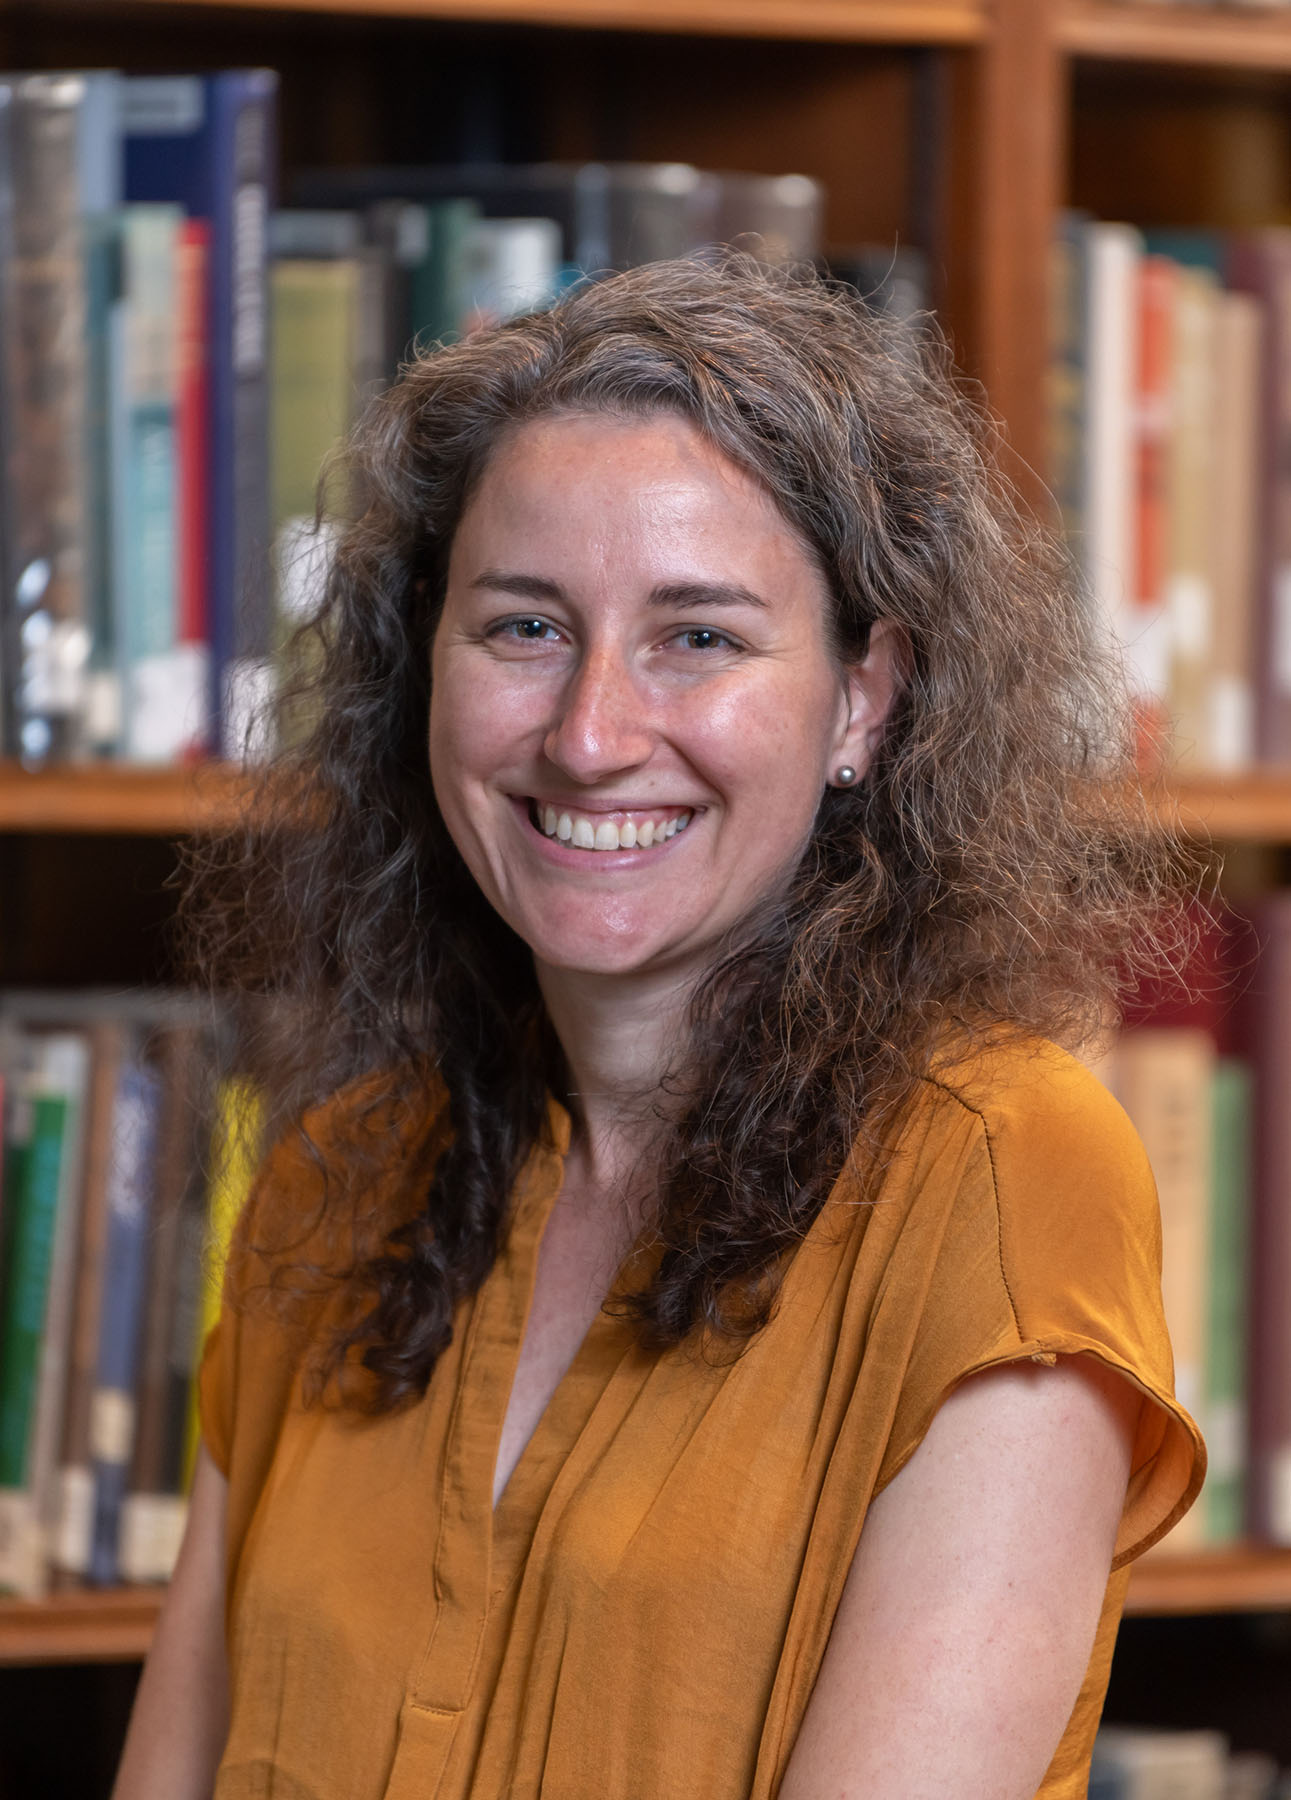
<box><xmin>0</xmin><ymin>1587</ymin><xmax>162</xmax><ymax>1667</ymax></box>
<box><xmin>0</xmin><ymin>762</ymin><xmax>255</xmax><ymax>835</ymax></box>
<box><xmin>1123</xmin><ymin>1545</ymin><xmax>1291</xmax><ymax>1617</ymax></box>
<box><xmin>1059</xmin><ymin>0</ymin><xmax>1291</xmax><ymax>71</ymax></box>
<box><xmin>4</xmin><ymin>763</ymin><xmax>1291</xmax><ymax>842</ymax></box>
<box><xmin>108</xmin><ymin>0</ymin><xmax>990</xmax><ymax>44</ymax></box>
<box><xmin>2</xmin><ymin>1545</ymin><xmax>1288</xmax><ymax>1665</ymax></box>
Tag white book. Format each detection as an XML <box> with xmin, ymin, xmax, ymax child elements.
<box><xmin>1084</xmin><ymin>223</ymin><xmax>1144</xmax><ymax>675</ymax></box>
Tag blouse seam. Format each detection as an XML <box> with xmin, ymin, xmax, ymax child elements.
<box><xmin>918</xmin><ymin>1074</ymin><xmax>1025</xmax><ymax>1350</ymax></box>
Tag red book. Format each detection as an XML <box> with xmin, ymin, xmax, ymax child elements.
<box><xmin>1226</xmin><ymin>231</ymin><xmax>1291</xmax><ymax>768</ymax></box>
<box><xmin>1131</xmin><ymin>253</ymin><xmax>1175</xmax><ymax>769</ymax></box>
<box><xmin>175</xmin><ymin>218</ymin><xmax>211</xmax><ymax>762</ymax></box>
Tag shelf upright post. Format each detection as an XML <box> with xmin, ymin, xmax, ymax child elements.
<box><xmin>970</xmin><ymin>0</ymin><xmax>1066</xmax><ymax>522</ymax></box>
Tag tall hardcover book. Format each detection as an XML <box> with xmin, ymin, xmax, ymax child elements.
<box><xmin>175</xmin><ymin>218</ymin><xmax>212</xmax><ymax>760</ymax></box>
<box><xmin>123</xmin><ymin>71</ymin><xmax>278</xmax><ymax>760</ymax></box>
<box><xmin>110</xmin><ymin>205</ymin><xmax>183</xmax><ymax>762</ymax></box>
<box><xmin>1084</xmin><ymin>224</ymin><xmax>1142</xmax><ymax>699</ymax></box>
<box><xmin>121</xmin><ymin>1025</ymin><xmax>210</xmax><ymax>1582</ymax></box>
<box><xmin>87</xmin><ymin>1047</ymin><xmax>163</xmax><ymax>1585</ymax></box>
<box><xmin>1243</xmin><ymin>893</ymin><xmax>1291</xmax><ymax>1544</ymax></box>
<box><xmin>1050</xmin><ymin>212</ymin><xmax>1089</xmax><ymax>563</ymax></box>
<box><xmin>1227</xmin><ymin>231</ymin><xmax>1291</xmax><ymax>766</ymax></box>
<box><xmin>1130</xmin><ymin>253</ymin><xmax>1176</xmax><ymax>758</ymax></box>
<box><xmin>52</xmin><ymin>1017</ymin><xmax>127</xmax><ymax>1581</ymax></box>
<box><xmin>1203</xmin><ymin>1058</ymin><xmax>1252</xmax><ymax>1545</ymax></box>
<box><xmin>0</xmin><ymin>74</ymin><xmax>121</xmax><ymax>765</ymax></box>
<box><xmin>1207</xmin><ymin>291</ymin><xmax>1261</xmax><ymax>771</ymax></box>
<box><xmin>1115</xmin><ymin>1026</ymin><xmax>1215</xmax><ymax>1550</ymax></box>
<box><xmin>0</xmin><ymin>1033</ymin><xmax>87</xmax><ymax>1595</ymax></box>
<box><xmin>1164</xmin><ymin>266</ymin><xmax>1219</xmax><ymax>770</ymax></box>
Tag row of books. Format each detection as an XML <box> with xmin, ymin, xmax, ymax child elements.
<box><xmin>1090</xmin><ymin>1728</ymin><xmax>1290</xmax><ymax>1800</ymax></box>
<box><xmin>0</xmin><ymin>66</ymin><xmax>835</xmax><ymax>773</ymax></box>
<box><xmin>1098</xmin><ymin>892</ymin><xmax>1291</xmax><ymax>1550</ymax></box>
<box><xmin>1051</xmin><ymin>215</ymin><xmax>1291</xmax><ymax>774</ymax></box>
<box><xmin>0</xmin><ymin>992</ymin><xmax>262</xmax><ymax>1598</ymax></box>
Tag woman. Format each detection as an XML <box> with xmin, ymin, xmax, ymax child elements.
<box><xmin>115</xmin><ymin>254</ymin><xmax>1204</xmax><ymax>1800</ymax></box>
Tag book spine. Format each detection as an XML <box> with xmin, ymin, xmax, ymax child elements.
<box><xmin>1049</xmin><ymin>213</ymin><xmax>1089</xmax><ymax>567</ymax></box>
<box><xmin>1165</xmin><ymin>267</ymin><xmax>1219</xmax><ymax>772</ymax></box>
<box><xmin>52</xmin><ymin>1019</ymin><xmax>126</xmax><ymax>1580</ymax></box>
<box><xmin>0</xmin><ymin>83</ymin><xmax>17</xmax><ymax>759</ymax></box>
<box><xmin>112</xmin><ymin>206</ymin><xmax>182</xmax><ymax>764</ymax></box>
<box><xmin>1206</xmin><ymin>291</ymin><xmax>1261</xmax><ymax>772</ymax></box>
<box><xmin>1203</xmin><ymin>1058</ymin><xmax>1252</xmax><ymax>1545</ymax></box>
<box><xmin>180</xmin><ymin>1075</ymin><xmax>264</xmax><ymax>1489</ymax></box>
<box><xmin>175</xmin><ymin>218</ymin><xmax>212</xmax><ymax>761</ymax></box>
<box><xmin>87</xmin><ymin>1053</ymin><xmax>162</xmax><ymax>1586</ymax></box>
<box><xmin>211</xmin><ymin>71</ymin><xmax>277</xmax><ymax>760</ymax></box>
<box><xmin>1084</xmin><ymin>223</ymin><xmax>1143</xmax><ymax>685</ymax></box>
<box><xmin>1247</xmin><ymin>894</ymin><xmax>1291</xmax><ymax>1544</ymax></box>
<box><xmin>4</xmin><ymin>76</ymin><xmax>93</xmax><ymax>765</ymax></box>
<box><xmin>1128</xmin><ymin>254</ymin><xmax>1175</xmax><ymax>756</ymax></box>
<box><xmin>121</xmin><ymin>1025</ymin><xmax>203</xmax><ymax>1583</ymax></box>
<box><xmin>0</xmin><ymin>1049</ymin><xmax>72</xmax><ymax>1594</ymax></box>
<box><xmin>1227</xmin><ymin>231</ymin><xmax>1291</xmax><ymax>766</ymax></box>
<box><xmin>24</xmin><ymin>1034</ymin><xmax>91</xmax><ymax>1596</ymax></box>
<box><xmin>1115</xmin><ymin>1026</ymin><xmax>1215</xmax><ymax>1551</ymax></box>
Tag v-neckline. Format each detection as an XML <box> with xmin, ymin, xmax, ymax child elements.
<box><xmin>487</xmin><ymin>1092</ymin><xmax>654</xmax><ymax>1531</ymax></box>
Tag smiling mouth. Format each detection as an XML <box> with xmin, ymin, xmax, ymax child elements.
<box><xmin>525</xmin><ymin>800</ymin><xmax>694</xmax><ymax>852</ymax></box>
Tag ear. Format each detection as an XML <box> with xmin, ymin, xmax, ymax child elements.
<box><xmin>831</xmin><ymin>617</ymin><xmax>904</xmax><ymax>784</ymax></box>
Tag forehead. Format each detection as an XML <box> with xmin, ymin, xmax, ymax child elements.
<box><xmin>449</xmin><ymin>411</ymin><xmax>829</xmax><ymax>598</ymax></box>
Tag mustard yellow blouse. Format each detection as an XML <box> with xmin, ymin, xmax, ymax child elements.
<box><xmin>200</xmin><ymin>1035</ymin><xmax>1204</xmax><ymax>1800</ymax></box>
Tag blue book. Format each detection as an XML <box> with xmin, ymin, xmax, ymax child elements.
<box><xmin>87</xmin><ymin>1049</ymin><xmax>162</xmax><ymax>1587</ymax></box>
<box><xmin>122</xmin><ymin>71</ymin><xmax>278</xmax><ymax>759</ymax></box>
<box><xmin>1141</xmin><ymin>228</ymin><xmax>1227</xmax><ymax>277</ymax></box>
<box><xmin>109</xmin><ymin>205</ymin><xmax>182</xmax><ymax>762</ymax></box>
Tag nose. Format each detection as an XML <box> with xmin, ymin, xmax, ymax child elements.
<box><xmin>543</xmin><ymin>645</ymin><xmax>655</xmax><ymax>783</ymax></box>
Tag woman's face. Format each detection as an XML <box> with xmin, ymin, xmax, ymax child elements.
<box><xmin>430</xmin><ymin>411</ymin><xmax>895</xmax><ymax>983</ymax></box>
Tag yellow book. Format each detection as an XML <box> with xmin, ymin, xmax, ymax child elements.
<box><xmin>180</xmin><ymin>1077</ymin><xmax>266</xmax><ymax>1492</ymax></box>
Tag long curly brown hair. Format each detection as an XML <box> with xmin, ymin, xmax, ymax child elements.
<box><xmin>181</xmin><ymin>252</ymin><xmax>1203</xmax><ymax>1409</ymax></box>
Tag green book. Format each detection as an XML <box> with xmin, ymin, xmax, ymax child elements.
<box><xmin>1203</xmin><ymin>1057</ymin><xmax>1252</xmax><ymax>1545</ymax></box>
<box><xmin>0</xmin><ymin>1038</ymin><xmax>78</xmax><ymax>1594</ymax></box>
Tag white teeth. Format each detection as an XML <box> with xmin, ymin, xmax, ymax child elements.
<box><xmin>534</xmin><ymin>805</ymin><xmax>692</xmax><ymax>851</ymax></box>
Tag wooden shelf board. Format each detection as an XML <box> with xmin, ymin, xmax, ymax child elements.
<box><xmin>0</xmin><ymin>1586</ymin><xmax>162</xmax><ymax>1666</ymax></box>
<box><xmin>2</xmin><ymin>1549</ymin><xmax>1290</xmax><ymax>1664</ymax></box>
<box><xmin>1125</xmin><ymin>1544</ymin><xmax>1291</xmax><ymax>1616</ymax></box>
<box><xmin>0</xmin><ymin>762</ymin><xmax>254</xmax><ymax>835</ymax></box>
<box><xmin>1157</xmin><ymin>770</ymin><xmax>1291</xmax><ymax>843</ymax></box>
<box><xmin>5</xmin><ymin>764</ymin><xmax>1291</xmax><ymax>840</ymax></box>
<box><xmin>110</xmin><ymin>0</ymin><xmax>988</xmax><ymax>43</ymax></box>
<box><xmin>1059</xmin><ymin>1</ymin><xmax>1291</xmax><ymax>72</ymax></box>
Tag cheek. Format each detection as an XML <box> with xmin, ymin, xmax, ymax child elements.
<box><xmin>682</xmin><ymin>672</ymin><xmax>837</xmax><ymax>811</ymax></box>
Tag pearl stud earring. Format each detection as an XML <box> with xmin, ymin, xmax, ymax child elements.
<box><xmin>834</xmin><ymin>765</ymin><xmax>858</xmax><ymax>787</ymax></box>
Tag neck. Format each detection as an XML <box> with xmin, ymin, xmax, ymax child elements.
<box><xmin>535</xmin><ymin>958</ymin><xmax>699</xmax><ymax>1190</ymax></box>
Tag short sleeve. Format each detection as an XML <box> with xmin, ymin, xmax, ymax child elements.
<box><xmin>876</xmin><ymin>1039</ymin><xmax>1206</xmax><ymax>1567</ymax></box>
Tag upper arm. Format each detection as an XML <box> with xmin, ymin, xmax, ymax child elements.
<box><xmin>778</xmin><ymin>1353</ymin><xmax>1139</xmax><ymax>1800</ymax></box>
<box><xmin>112</xmin><ymin>1447</ymin><xmax>231</xmax><ymax>1800</ymax></box>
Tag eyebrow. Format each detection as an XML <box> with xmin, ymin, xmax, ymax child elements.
<box><xmin>468</xmin><ymin>571</ymin><xmax>771</xmax><ymax>611</ymax></box>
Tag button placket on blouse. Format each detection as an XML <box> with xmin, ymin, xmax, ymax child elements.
<box><xmin>382</xmin><ymin>1117</ymin><xmax>570</xmax><ymax>1798</ymax></box>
